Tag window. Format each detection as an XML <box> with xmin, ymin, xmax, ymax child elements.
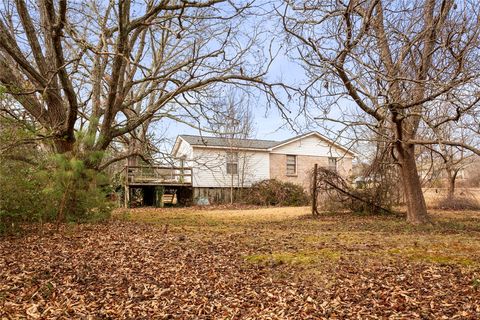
<box><xmin>286</xmin><ymin>155</ymin><xmax>297</xmax><ymax>175</ymax></box>
<box><xmin>328</xmin><ymin>157</ymin><xmax>337</xmax><ymax>171</ymax></box>
<box><xmin>226</xmin><ymin>152</ymin><xmax>238</xmax><ymax>174</ymax></box>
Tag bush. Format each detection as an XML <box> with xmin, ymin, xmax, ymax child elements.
<box><xmin>313</xmin><ymin>167</ymin><xmax>396</xmax><ymax>215</ymax></box>
<box><xmin>0</xmin><ymin>116</ymin><xmax>49</xmax><ymax>233</ymax></box>
<box><xmin>0</xmin><ymin>127</ymin><xmax>113</xmax><ymax>234</ymax></box>
<box><xmin>40</xmin><ymin>153</ymin><xmax>113</xmax><ymax>223</ymax></box>
<box><xmin>246</xmin><ymin>179</ymin><xmax>309</xmax><ymax>206</ymax></box>
<box><xmin>0</xmin><ymin>154</ymin><xmax>113</xmax><ymax>234</ymax></box>
<box><xmin>432</xmin><ymin>196</ymin><xmax>480</xmax><ymax>211</ymax></box>
<box><xmin>0</xmin><ymin>156</ymin><xmax>50</xmax><ymax>233</ymax></box>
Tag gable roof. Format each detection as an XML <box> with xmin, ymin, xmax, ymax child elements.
<box><xmin>172</xmin><ymin>131</ymin><xmax>355</xmax><ymax>157</ymax></box>
<box><xmin>179</xmin><ymin>134</ymin><xmax>278</xmax><ymax>150</ymax></box>
<box><xmin>269</xmin><ymin>131</ymin><xmax>355</xmax><ymax>156</ymax></box>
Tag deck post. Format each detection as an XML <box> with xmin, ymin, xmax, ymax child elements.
<box><xmin>125</xmin><ymin>185</ymin><xmax>130</xmax><ymax>208</ymax></box>
<box><xmin>155</xmin><ymin>186</ymin><xmax>165</xmax><ymax>208</ymax></box>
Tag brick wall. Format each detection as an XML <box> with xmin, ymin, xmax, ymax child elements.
<box><xmin>270</xmin><ymin>153</ymin><xmax>352</xmax><ymax>190</ymax></box>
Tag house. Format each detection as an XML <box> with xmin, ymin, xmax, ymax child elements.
<box><xmin>171</xmin><ymin>131</ymin><xmax>355</xmax><ymax>203</ymax></box>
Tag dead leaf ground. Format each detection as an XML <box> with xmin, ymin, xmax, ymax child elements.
<box><xmin>1</xmin><ymin>207</ymin><xmax>479</xmax><ymax>319</ymax></box>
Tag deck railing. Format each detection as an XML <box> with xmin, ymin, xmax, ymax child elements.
<box><xmin>122</xmin><ymin>165</ymin><xmax>193</xmax><ymax>186</ymax></box>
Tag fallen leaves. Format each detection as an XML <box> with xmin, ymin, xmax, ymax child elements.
<box><xmin>0</xmin><ymin>208</ymin><xmax>479</xmax><ymax>319</ymax></box>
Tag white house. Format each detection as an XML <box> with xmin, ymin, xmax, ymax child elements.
<box><xmin>171</xmin><ymin>131</ymin><xmax>355</xmax><ymax>202</ymax></box>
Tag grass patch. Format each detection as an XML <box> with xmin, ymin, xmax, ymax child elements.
<box><xmin>472</xmin><ymin>278</ymin><xmax>480</xmax><ymax>289</ymax></box>
<box><xmin>114</xmin><ymin>206</ymin><xmax>480</xmax><ymax>270</ymax></box>
<box><xmin>116</xmin><ymin>209</ymin><xmax>132</xmax><ymax>221</ymax></box>
<box><xmin>244</xmin><ymin>249</ymin><xmax>341</xmax><ymax>266</ymax></box>
<box><xmin>122</xmin><ymin>210</ymin><xmax>223</xmax><ymax>227</ymax></box>
<box><xmin>245</xmin><ymin>252</ymin><xmax>316</xmax><ymax>265</ymax></box>
<box><xmin>387</xmin><ymin>247</ymin><xmax>477</xmax><ymax>266</ymax></box>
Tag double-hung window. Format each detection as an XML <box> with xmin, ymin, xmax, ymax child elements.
<box><xmin>286</xmin><ymin>155</ymin><xmax>297</xmax><ymax>175</ymax></box>
<box><xmin>226</xmin><ymin>152</ymin><xmax>239</xmax><ymax>175</ymax></box>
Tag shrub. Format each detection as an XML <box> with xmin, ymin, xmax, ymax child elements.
<box><xmin>0</xmin><ymin>127</ymin><xmax>113</xmax><ymax>234</ymax></box>
<box><xmin>0</xmin><ymin>116</ymin><xmax>50</xmax><ymax>233</ymax></box>
<box><xmin>432</xmin><ymin>196</ymin><xmax>480</xmax><ymax>211</ymax></box>
<box><xmin>40</xmin><ymin>153</ymin><xmax>113</xmax><ymax>223</ymax></box>
<box><xmin>0</xmin><ymin>156</ymin><xmax>50</xmax><ymax>233</ymax></box>
<box><xmin>246</xmin><ymin>179</ymin><xmax>309</xmax><ymax>206</ymax></box>
<box><xmin>312</xmin><ymin>167</ymin><xmax>396</xmax><ymax>215</ymax></box>
<box><xmin>0</xmin><ymin>154</ymin><xmax>113</xmax><ymax>234</ymax></box>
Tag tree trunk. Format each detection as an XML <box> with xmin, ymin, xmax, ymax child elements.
<box><xmin>397</xmin><ymin>144</ymin><xmax>430</xmax><ymax>224</ymax></box>
<box><xmin>446</xmin><ymin>170</ymin><xmax>457</xmax><ymax>199</ymax></box>
<box><xmin>53</xmin><ymin>137</ymin><xmax>74</xmax><ymax>154</ymax></box>
<box><xmin>56</xmin><ymin>179</ymin><xmax>72</xmax><ymax>228</ymax></box>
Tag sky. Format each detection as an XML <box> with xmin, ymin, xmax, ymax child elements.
<box><xmin>151</xmin><ymin>1</ymin><xmax>322</xmax><ymax>147</ymax></box>
<box><xmin>160</xmin><ymin>48</ymin><xmax>313</xmax><ymax>146</ymax></box>
<box><xmin>1</xmin><ymin>0</ymin><xmax>353</xmax><ymax>153</ymax></box>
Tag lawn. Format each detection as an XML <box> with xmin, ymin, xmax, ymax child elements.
<box><xmin>1</xmin><ymin>207</ymin><xmax>479</xmax><ymax>319</ymax></box>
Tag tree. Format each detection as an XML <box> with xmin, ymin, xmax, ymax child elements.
<box><xmin>0</xmin><ymin>0</ymin><xmax>270</xmax><ymax>168</ymax></box>
<box><xmin>280</xmin><ymin>0</ymin><xmax>480</xmax><ymax>223</ymax></box>
<box><xmin>210</xmin><ymin>89</ymin><xmax>255</xmax><ymax>203</ymax></box>
<box><xmin>464</xmin><ymin>157</ymin><xmax>480</xmax><ymax>188</ymax></box>
<box><xmin>419</xmin><ymin>118</ymin><xmax>477</xmax><ymax>198</ymax></box>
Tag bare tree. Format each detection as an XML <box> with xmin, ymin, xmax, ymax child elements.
<box><xmin>464</xmin><ymin>157</ymin><xmax>480</xmax><ymax>188</ymax></box>
<box><xmin>418</xmin><ymin>118</ymin><xmax>477</xmax><ymax>198</ymax></box>
<box><xmin>0</xmin><ymin>0</ymin><xmax>272</xmax><ymax>168</ymax></box>
<box><xmin>280</xmin><ymin>0</ymin><xmax>480</xmax><ymax>223</ymax></box>
<box><xmin>210</xmin><ymin>89</ymin><xmax>255</xmax><ymax>203</ymax></box>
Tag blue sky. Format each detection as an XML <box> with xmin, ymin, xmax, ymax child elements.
<box><xmin>161</xmin><ymin>48</ymin><xmax>311</xmax><ymax>144</ymax></box>
<box><xmin>154</xmin><ymin>2</ymin><xmax>320</xmax><ymax>146</ymax></box>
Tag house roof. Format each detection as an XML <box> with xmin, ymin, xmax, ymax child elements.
<box><xmin>173</xmin><ymin>132</ymin><xmax>356</xmax><ymax>157</ymax></box>
<box><xmin>178</xmin><ymin>134</ymin><xmax>279</xmax><ymax>149</ymax></box>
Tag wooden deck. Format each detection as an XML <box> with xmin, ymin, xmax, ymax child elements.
<box><xmin>121</xmin><ymin>165</ymin><xmax>193</xmax><ymax>187</ymax></box>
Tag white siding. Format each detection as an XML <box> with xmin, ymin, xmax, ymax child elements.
<box><xmin>172</xmin><ymin>133</ymin><xmax>353</xmax><ymax>188</ymax></box>
<box><xmin>175</xmin><ymin>138</ymin><xmax>193</xmax><ymax>159</ymax></box>
<box><xmin>271</xmin><ymin>135</ymin><xmax>352</xmax><ymax>159</ymax></box>
<box><xmin>189</xmin><ymin>147</ymin><xmax>270</xmax><ymax>188</ymax></box>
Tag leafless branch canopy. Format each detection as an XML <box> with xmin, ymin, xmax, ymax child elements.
<box><xmin>281</xmin><ymin>0</ymin><xmax>480</xmax><ymax>155</ymax></box>
<box><xmin>0</xmin><ymin>0</ymin><xmax>276</xmax><ymax>163</ymax></box>
<box><xmin>280</xmin><ymin>0</ymin><xmax>480</xmax><ymax>223</ymax></box>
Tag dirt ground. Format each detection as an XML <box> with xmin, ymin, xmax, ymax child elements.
<box><xmin>1</xmin><ymin>207</ymin><xmax>479</xmax><ymax>319</ymax></box>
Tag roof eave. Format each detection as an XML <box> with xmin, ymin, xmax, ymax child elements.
<box><xmin>171</xmin><ymin>136</ymin><xmax>185</xmax><ymax>157</ymax></box>
<box><xmin>191</xmin><ymin>145</ymin><xmax>270</xmax><ymax>152</ymax></box>
<box><xmin>269</xmin><ymin>131</ymin><xmax>356</xmax><ymax>157</ymax></box>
